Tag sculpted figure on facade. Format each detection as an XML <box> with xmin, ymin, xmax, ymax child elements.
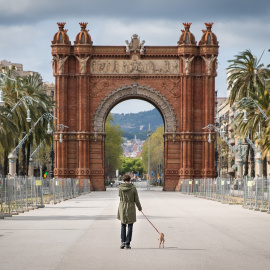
<box><xmin>54</xmin><ymin>55</ymin><xmax>68</xmax><ymax>74</ymax></box>
<box><xmin>173</xmin><ymin>60</ymin><xmax>178</xmax><ymax>73</ymax></box>
<box><xmin>181</xmin><ymin>56</ymin><xmax>194</xmax><ymax>75</ymax></box>
<box><xmin>140</xmin><ymin>40</ymin><xmax>145</xmax><ymax>53</ymax></box>
<box><xmin>147</xmin><ymin>61</ymin><xmax>155</xmax><ymax>74</ymax></box>
<box><xmin>125</xmin><ymin>40</ymin><xmax>130</xmax><ymax>53</ymax></box>
<box><xmin>202</xmin><ymin>55</ymin><xmax>217</xmax><ymax>75</ymax></box>
<box><xmin>122</xmin><ymin>61</ymin><xmax>128</xmax><ymax>73</ymax></box>
<box><xmin>164</xmin><ymin>60</ymin><xmax>170</xmax><ymax>73</ymax></box>
<box><xmin>112</xmin><ymin>61</ymin><xmax>119</xmax><ymax>73</ymax></box>
<box><xmin>99</xmin><ymin>62</ymin><xmax>106</xmax><ymax>73</ymax></box>
<box><xmin>92</xmin><ymin>60</ymin><xmax>97</xmax><ymax>73</ymax></box>
<box><xmin>76</xmin><ymin>56</ymin><xmax>89</xmax><ymax>74</ymax></box>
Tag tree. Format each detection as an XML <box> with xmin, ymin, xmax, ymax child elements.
<box><xmin>105</xmin><ymin>114</ymin><xmax>123</xmax><ymax>178</ymax></box>
<box><xmin>0</xmin><ymin>69</ymin><xmax>55</xmax><ymax>176</ymax></box>
<box><xmin>18</xmin><ymin>74</ymin><xmax>55</xmax><ymax>175</ymax></box>
<box><xmin>120</xmin><ymin>157</ymin><xmax>143</xmax><ymax>175</ymax></box>
<box><xmin>227</xmin><ymin>50</ymin><xmax>268</xmax><ymax>105</ymax></box>
<box><xmin>141</xmin><ymin>126</ymin><xmax>164</xmax><ymax>177</ymax></box>
<box><xmin>227</xmin><ymin>50</ymin><xmax>269</xmax><ymax>177</ymax></box>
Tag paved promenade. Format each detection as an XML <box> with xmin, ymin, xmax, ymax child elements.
<box><xmin>0</xmin><ymin>187</ymin><xmax>270</xmax><ymax>270</ymax></box>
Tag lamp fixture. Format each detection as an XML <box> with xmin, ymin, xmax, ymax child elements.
<box><xmin>26</xmin><ymin>109</ymin><xmax>31</xmax><ymax>122</ymax></box>
<box><xmin>243</xmin><ymin>110</ymin><xmax>248</xmax><ymax>123</ymax></box>
<box><xmin>47</xmin><ymin>122</ymin><xmax>52</xmax><ymax>134</ymax></box>
<box><xmin>0</xmin><ymin>89</ymin><xmax>4</xmax><ymax>106</ymax></box>
<box><xmin>59</xmin><ymin>133</ymin><xmax>63</xmax><ymax>143</ymax></box>
<box><xmin>208</xmin><ymin>133</ymin><xmax>212</xmax><ymax>143</ymax></box>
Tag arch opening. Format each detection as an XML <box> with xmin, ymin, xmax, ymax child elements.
<box><xmin>104</xmin><ymin>98</ymin><xmax>165</xmax><ymax>187</ymax></box>
<box><xmin>93</xmin><ymin>84</ymin><xmax>177</xmax><ymax>134</ymax></box>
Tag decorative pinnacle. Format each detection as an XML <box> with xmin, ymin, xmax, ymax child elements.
<box><xmin>205</xmin><ymin>22</ymin><xmax>214</xmax><ymax>31</ymax></box>
<box><xmin>79</xmin><ymin>22</ymin><xmax>88</xmax><ymax>31</ymax></box>
<box><xmin>183</xmin><ymin>22</ymin><xmax>192</xmax><ymax>31</ymax></box>
<box><xmin>57</xmin><ymin>22</ymin><xmax>66</xmax><ymax>30</ymax></box>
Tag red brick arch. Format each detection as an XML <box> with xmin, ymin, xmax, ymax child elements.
<box><xmin>93</xmin><ymin>84</ymin><xmax>177</xmax><ymax>133</ymax></box>
<box><xmin>52</xmin><ymin>22</ymin><xmax>218</xmax><ymax>191</ymax></box>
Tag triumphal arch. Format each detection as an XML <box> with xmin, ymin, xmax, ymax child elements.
<box><xmin>51</xmin><ymin>22</ymin><xmax>219</xmax><ymax>191</ymax></box>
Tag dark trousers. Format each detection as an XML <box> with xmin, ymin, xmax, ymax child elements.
<box><xmin>121</xmin><ymin>223</ymin><xmax>133</xmax><ymax>245</ymax></box>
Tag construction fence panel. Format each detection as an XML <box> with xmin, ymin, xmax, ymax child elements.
<box><xmin>0</xmin><ymin>176</ymin><xmax>91</xmax><ymax>217</ymax></box>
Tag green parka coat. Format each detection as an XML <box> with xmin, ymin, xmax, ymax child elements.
<box><xmin>117</xmin><ymin>183</ymin><xmax>142</xmax><ymax>224</ymax></box>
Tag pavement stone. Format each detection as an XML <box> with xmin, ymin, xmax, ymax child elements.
<box><xmin>0</xmin><ymin>187</ymin><xmax>270</xmax><ymax>270</ymax></box>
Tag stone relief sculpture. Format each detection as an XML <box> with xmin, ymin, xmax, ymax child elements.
<box><xmin>90</xmin><ymin>58</ymin><xmax>179</xmax><ymax>75</ymax></box>
<box><xmin>202</xmin><ymin>55</ymin><xmax>217</xmax><ymax>75</ymax></box>
<box><xmin>181</xmin><ymin>56</ymin><xmax>194</xmax><ymax>75</ymax></box>
<box><xmin>54</xmin><ymin>55</ymin><xmax>68</xmax><ymax>74</ymax></box>
<box><xmin>76</xmin><ymin>56</ymin><xmax>89</xmax><ymax>73</ymax></box>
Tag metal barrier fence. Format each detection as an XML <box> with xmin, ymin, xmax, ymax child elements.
<box><xmin>180</xmin><ymin>177</ymin><xmax>270</xmax><ymax>213</ymax></box>
<box><xmin>0</xmin><ymin>176</ymin><xmax>90</xmax><ymax>217</ymax></box>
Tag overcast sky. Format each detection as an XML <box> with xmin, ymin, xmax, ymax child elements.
<box><xmin>1</xmin><ymin>0</ymin><xmax>269</xmax><ymax>113</ymax></box>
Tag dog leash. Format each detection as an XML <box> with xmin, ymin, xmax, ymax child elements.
<box><xmin>141</xmin><ymin>211</ymin><xmax>160</xmax><ymax>234</ymax></box>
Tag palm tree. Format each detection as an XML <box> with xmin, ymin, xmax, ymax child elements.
<box><xmin>227</xmin><ymin>50</ymin><xmax>269</xmax><ymax>177</ymax></box>
<box><xmin>18</xmin><ymin>73</ymin><xmax>55</xmax><ymax>175</ymax></box>
<box><xmin>227</xmin><ymin>49</ymin><xmax>268</xmax><ymax>105</ymax></box>
<box><xmin>0</xmin><ymin>106</ymin><xmax>18</xmax><ymax>176</ymax></box>
<box><xmin>0</xmin><ymin>69</ymin><xmax>55</xmax><ymax>176</ymax></box>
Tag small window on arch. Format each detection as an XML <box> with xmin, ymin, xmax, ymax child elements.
<box><xmin>81</xmin><ymin>33</ymin><xmax>85</xmax><ymax>44</ymax></box>
<box><xmin>207</xmin><ymin>33</ymin><xmax>211</xmax><ymax>44</ymax></box>
<box><xmin>59</xmin><ymin>32</ymin><xmax>63</xmax><ymax>43</ymax></box>
<box><xmin>185</xmin><ymin>33</ymin><xmax>190</xmax><ymax>44</ymax></box>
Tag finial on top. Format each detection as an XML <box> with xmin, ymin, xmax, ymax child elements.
<box><xmin>79</xmin><ymin>22</ymin><xmax>88</xmax><ymax>31</ymax></box>
<box><xmin>205</xmin><ymin>22</ymin><xmax>214</xmax><ymax>30</ymax></box>
<box><xmin>57</xmin><ymin>22</ymin><xmax>66</xmax><ymax>30</ymax></box>
<box><xmin>183</xmin><ymin>23</ymin><xmax>192</xmax><ymax>31</ymax></box>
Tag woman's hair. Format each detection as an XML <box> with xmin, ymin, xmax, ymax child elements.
<box><xmin>123</xmin><ymin>174</ymin><xmax>131</xmax><ymax>182</ymax></box>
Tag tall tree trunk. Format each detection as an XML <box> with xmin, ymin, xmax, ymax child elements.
<box><xmin>4</xmin><ymin>150</ymin><xmax>8</xmax><ymax>176</ymax></box>
<box><xmin>250</xmin><ymin>147</ymin><xmax>255</xmax><ymax>177</ymax></box>
<box><xmin>263</xmin><ymin>156</ymin><xmax>267</xmax><ymax>177</ymax></box>
<box><xmin>20</xmin><ymin>132</ymin><xmax>27</xmax><ymax>176</ymax></box>
<box><xmin>244</xmin><ymin>143</ymin><xmax>250</xmax><ymax>176</ymax></box>
<box><xmin>26</xmin><ymin>142</ymin><xmax>31</xmax><ymax>176</ymax></box>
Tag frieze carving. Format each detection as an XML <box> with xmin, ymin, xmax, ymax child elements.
<box><xmin>166</xmin><ymin>170</ymin><xmax>179</xmax><ymax>175</ymax></box>
<box><xmin>93</xmin><ymin>84</ymin><xmax>177</xmax><ymax>133</ymax></box>
<box><xmin>165</xmin><ymin>133</ymin><xmax>209</xmax><ymax>141</ymax></box>
<box><xmin>91</xmin><ymin>55</ymin><xmax>179</xmax><ymax>75</ymax></box>
<box><xmin>180</xmin><ymin>169</ymin><xmax>194</xmax><ymax>175</ymax></box>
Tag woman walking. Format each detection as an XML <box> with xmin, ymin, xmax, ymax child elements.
<box><xmin>117</xmin><ymin>174</ymin><xmax>142</xmax><ymax>249</ymax></box>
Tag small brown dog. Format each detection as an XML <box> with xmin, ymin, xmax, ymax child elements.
<box><xmin>158</xmin><ymin>233</ymin><xmax>165</xmax><ymax>248</ymax></box>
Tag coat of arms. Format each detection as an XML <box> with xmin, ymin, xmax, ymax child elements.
<box><xmin>125</xmin><ymin>34</ymin><xmax>145</xmax><ymax>54</ymax></box>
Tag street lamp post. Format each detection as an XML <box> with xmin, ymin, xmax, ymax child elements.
<box><xmin>147</xmin><ymin>124</ymin><xmax>151</xmax><ymax>190</ymax></box>
<box><xmin>8</xmin><ymin>112</ymin><xmax>57</xmax><ymax>176</ymax></box>
<box><xmin>234</xmin><ymin>97</ymin><xmax>268</xmax><ymax>122</ymax></box>
<box><xmin>203</xmin><ymin>124</ymin><xmax>247</xmax><ymax>178</ymax></box>
<box><xmin>232</xmin><ymin>97</ymin><xmax>269</xmax><ymax>176</ymax></box>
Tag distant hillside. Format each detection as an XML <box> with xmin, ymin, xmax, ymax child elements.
<box><xmin>111</xmin><ymin>108</ymin><xmax>163</xmax><ymax>140</ymax></box>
